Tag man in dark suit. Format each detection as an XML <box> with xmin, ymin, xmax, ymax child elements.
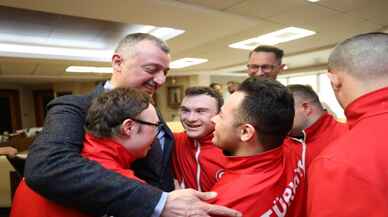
<box><xmin>24</xmin><ymin>33</ymin><xmax>241</xmax><ymax>217</ymax></box>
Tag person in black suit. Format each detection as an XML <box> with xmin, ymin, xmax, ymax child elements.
<box><xmin>24</xmin><ymin>33</ymin><xmax>241</xmax><ymax>217</ymax></box>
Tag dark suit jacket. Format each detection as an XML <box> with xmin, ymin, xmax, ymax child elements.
<box><xmin>25</xmin><ymin>83</ymin><xmax>174</xmax><ymax>217</ymax></box>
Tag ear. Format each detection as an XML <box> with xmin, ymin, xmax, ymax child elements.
<box><xmin>279</xmin><ymin>63</ymin><xmax>286</xmax><ymax>71</ymax></box>
<box><xmin>240</xmin><ymin>124</ymin><xmax>256</xmax><ymax>142</ymax></box>
<box><xmin>120</xmin><ymin>119</ymin><xmax>135</xmax><ymax>137</ymax></box>
<box><xmin>302</xmin><ymin>101</ymin><xmax>313</xmax><ymax>116</ymax></box>
<box><xmin>112</xmin><ymin>53</ymin><xmax>123</xmax><ymax>73</ymax></box>
<box><xmin>327</xmin><ymin>70</ymin><xmax>342</xmax><ymax>91</ymax></box>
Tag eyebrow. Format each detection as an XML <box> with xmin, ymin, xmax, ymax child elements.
<box><xmin>142</xmin><ymin>63</ymin><xmax>168</xmax><ymax>69</ymax></box>
<box><xmin>180</xmin><ymin>106</ymin><xmax>210</xmax><ymax>111</ymax></box>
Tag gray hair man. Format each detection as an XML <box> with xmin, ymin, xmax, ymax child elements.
<box><xmin>24</xmin><ymin>33</ymin><xmax>241</xmax><ymax>217</ymax></box>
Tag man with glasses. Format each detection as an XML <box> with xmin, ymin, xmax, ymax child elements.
<box><xmin>173</xmin><ymin>87</ymin><xmax>226</xmax><ymax>192</ymax></box>
<box><xmin>12</xmin><ymin>88</ymin><xmax>162</xmax><ymax>217</ymax></box>
<box><xmin>287</xmin><ymin>84</ymin><xmax>348</xmax><ymax>168</ymax></box>
<box><xmin>24</xmin><ymin>33</ymin><xmax>240</xmax><ymax>217</ymax></box>
<box><xmin>247</xmin><ymin>45</ymin><xmax>286</xmax><ymax>79</ymax></box>
<box><xmin>210</xmin><ymin>77</ymin><xmax>306</xmax><ymax>217</ymax></box>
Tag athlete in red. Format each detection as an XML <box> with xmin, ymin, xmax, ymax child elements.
<box><xmin>308</xmin><ymin>33</ymin><xmax>388</xmax><ymax>217</ymax></box>
<box><xmin>11</xmin><ymin>88</ymin><xmax>159</xmax><ymax>217</ymax></box>
<box><xmin>172</xmin><ymin>87</ymin><xmax>227</xmax><ymax>191</ymax></box>
<box><xmin>287</xmin><ymin>84</ymin><xmax>348</xmax><ymax>167</ymax></box>
<box><xmin>211</xmin><ymin>78</ymin><xmax>306</xmax><ymax>217</ymax></box>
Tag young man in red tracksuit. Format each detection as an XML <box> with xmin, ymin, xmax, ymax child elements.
<box><xmin>210</xmin><ymin>77</ymin><xmax>306</xmax><ymax>217</ymax></box>
<box><xmin>172</xmin><ymin>87</ymin><xmax>227</xmax><ymax>192</ymax></box>
<box><xmin>287</xmin><ymin>84</ymin><xmax>348</xmax><ymax>167</ymax></box>
<box><xmin>11</xmin><ymin>88</ymin><xmax>161</xmax><ymax>217</ymax></box>
<box><xmin>308</xmin><ymin>33</ymin><xmax>388</xmax><ymax>217</ymax></box>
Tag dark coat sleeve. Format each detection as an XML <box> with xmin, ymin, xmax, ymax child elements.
<box><xmin>24</xmin><ymin>94</ymin><xmax>162</xmax><ymax>217</ymax></box>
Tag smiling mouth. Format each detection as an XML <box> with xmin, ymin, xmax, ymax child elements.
<box><xmin>185</xmin><ymin>124</ymin><xmax>202</xmax><ymax>130</ymax></box>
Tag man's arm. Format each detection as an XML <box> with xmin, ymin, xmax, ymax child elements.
<box><xmin>24</xmin><ymin>96</ymin><xmax>162</xmax><ymax>217</ymax></box>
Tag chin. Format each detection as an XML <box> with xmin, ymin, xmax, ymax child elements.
<box><xmin>186</xmin><ymin>131</ymin><xmax>202</xmax><ymax>139</ymax></box>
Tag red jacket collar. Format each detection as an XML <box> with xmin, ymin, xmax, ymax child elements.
<box><xmin>84</xmin><ymin>133</ymin><xmax>136</xmax><ymax>168</ymax></box>
<box><xmin>305</xmin><ymin>112</ymin><xmax>335</xmax><ymax>143</ymax></box>
<box><xmin>182</xmin><ymin>131</ymin><xmax>215</xmax><ymax>148</ymax></box>
<box><xmin>345</xmin><ymin>87</ymin><xmax>388</xmax><ymax>129</ymax></box>
<box><xmin>224</xmin><ymin>146</ymin><xmax>283</xmax><ymax>174</ymax></box>
<box><xmin>196</xmin><ymin>132</ymin><xmax>215</xmax><ymax>147</ymax></box>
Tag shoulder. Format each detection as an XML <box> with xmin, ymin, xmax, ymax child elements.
<box><xmin>173</xmin><ymin>132</ymin><xmax>188</xmax><ymax>143</ymax></box>
<box><xmin>283</xmin><ymin>137</ymin><xmax>305</xmax><ymax>153</ymax></box>
<box><xmin>173</xmin><ymin>132</ymin><xmax>191</xmax><ymax>153</ymax></box>
<box><xmin>47</xmin><ymin>87</ymin><xmax>101</xmax><ymax>113</ymax></box>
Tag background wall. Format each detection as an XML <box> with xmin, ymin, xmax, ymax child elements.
<box><xmin>0</xmin><ymin>81</ymin><xmax>98</xmax><ymax>130</ymax></box>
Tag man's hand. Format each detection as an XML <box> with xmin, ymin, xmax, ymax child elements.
<box><xmin>173</xmin><ymin>179</ymin><xmax>184</xmax><ymax>190</ymax></box>
<box><xmin>0</xmin><ymin>146</ymin><xmax>18</xmax><ymax>158</ymax></box>
<box><xmin>161</xmin><ymin>189</ymin><xmax>242</xmax><ymax>217</ymax></box>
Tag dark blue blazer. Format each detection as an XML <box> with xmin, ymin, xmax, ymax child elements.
<box><xmin>24</xmin><ymin>83</ymin><xmax>174</xmax><ymax>217</ymax></box>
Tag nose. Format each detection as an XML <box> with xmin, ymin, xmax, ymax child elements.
<box><xmin>255</xmin><ymin>67</ymin><xmax>268</xmax><ymax>77</ymax></box>
<box><xmin>187</xmin><ymin>112</ymin><xmax>198</xmax><ymax>122</ymax></box>
<box><xmin>153</xmin><ymin>71</ymin><xmax>166</xmax><ymax>86</ymax></box>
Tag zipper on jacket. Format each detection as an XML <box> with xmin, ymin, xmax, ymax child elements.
<box><xmin>194</xmin><ymin>140</ymin><xmax>202</xmax><ymax>192</ymax></box>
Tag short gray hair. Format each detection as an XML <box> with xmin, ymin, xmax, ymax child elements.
<box><xmin>328</xmin><ymin>32</ymin><xmax>388</xmax><ymax>81</ymax></box>
<box><xmin>115</xmin><ymin>33</ymin><xmax>170</xmax><ymax>57</ymax></box>
<box><xmin>287</xmin><ymin>84</ymin><xmax>323</xmax><ymax>110</ymax></box>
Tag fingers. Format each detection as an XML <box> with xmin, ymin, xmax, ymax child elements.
<box><xmin>186</xmin><ymin>209</ymin><xmax>211</xmax><ymax>217</ymax></box>
<box><xmin>174</xmin><ymin>179</ymin><xmax>183</xmax><ymax>190</ymax></box>
<box><xmin>193</xmin><ymin>191</ymin><xmax>218</xmax><ymax>201</ymax></box>
<box><xmin>191</xmin><ymin>191</ymin><xmax>241</xmax><ymax>217</ymax></box>
<box><xmin>204</xmin><ymin>204</ymin><xmax>242</xmax><ymax>217</ymax></box>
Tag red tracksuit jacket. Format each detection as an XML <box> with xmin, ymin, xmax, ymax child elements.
<box><xmin>172</xmin><ymin>132</ymin><xmax>227</xmax><ymax>191</ymax></box>
<box><xmin>11</xmin><ymin>133</ymin><xmax>143</xmax><ymax>217</ymax></box>
<box><xmin>304</xmin><ymin>112</ymin><xmax>348</xmax><ymax>168</ymax></box>
<box><xmin>308</xmin><ymin>87</ymin><xmax>388</xmax><ymax>217</ymax></box>
<box><xmin>211</xmin><ymin>138</ymin><xmax>306</xmax><ymax>217</ymax></box>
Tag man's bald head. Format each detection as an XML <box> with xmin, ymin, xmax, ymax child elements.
<box><xmin>328</xmin><ymin>32</ymin><xmax>388</xmax><ymax>81</ymax></box>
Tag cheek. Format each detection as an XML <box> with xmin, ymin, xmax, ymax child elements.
<box><xmin>200</xmin><ymin>115</ymin><xmax>214</xmax><ymax>126</ymax></box>
<box><xmin>180</xmin><ymin>113</ymin><xmax>189</xmax><ymax>121</ymax></box>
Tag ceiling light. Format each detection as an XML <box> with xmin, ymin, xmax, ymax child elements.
<box><xmin>66</xmin><ymin>66</ymin><xmax>113</xmax><ymax>73</ymax></box>
<box><xmin>149</xmin><ymin>27</ymin><xmax>185</xmax><ymax>41</ymax></box>
<box><xmin>229</xmin><ymin>27</ymin><xmax>316</xmax><ymax>50</ymax></box>
<box><xmin>170</xmin><ymin>58</ymin><xmax>208</xmax><ymax>69</ymax></box>
<box><xmin>0</xmin><ymin>24</ymin><xmax>184</xmax><ymax>61</ymax></box>
<box><xmin>307</xmin><ymin>0</ymin><xmax>320</xmax><ymax>2</ymax></box>
<box><xmin>0</xmin><ymin>43</ymin><xmax>112</xmax><ymax>61</ymax></box>
<box><xmin>0</xmin><ymin>33</ymin><xmax>106</xmax><ymax>49</ymax></box>
<box><xmin>125</xmin><ymin>25</ymin><xmax>185</xmax><ymax>41</ymax></box>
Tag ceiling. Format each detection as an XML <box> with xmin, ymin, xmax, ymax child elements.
<box><xmin>0</xmin><ymin>0</ymin><xmax>387</xmax><ymax>84</ymax></box>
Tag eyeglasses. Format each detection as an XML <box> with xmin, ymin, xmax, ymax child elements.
<box><xmin>246</xmin><ymin>64</ymin><xmax>278</xmax><ymax>72</ymax></box>
<box><xmin>130</xmin><ymin>117</ymin><xmax>163</xmax><ymax>134</ymax></box>
<box><xmin>130</xmin><ymin>117</ymin><xmax>161</xmax><ymax>127</ymax></box>
<box><xmin>114</xmin><ymin>116</ymin><xmax>162</xmax><ymax>129</ymax></box>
